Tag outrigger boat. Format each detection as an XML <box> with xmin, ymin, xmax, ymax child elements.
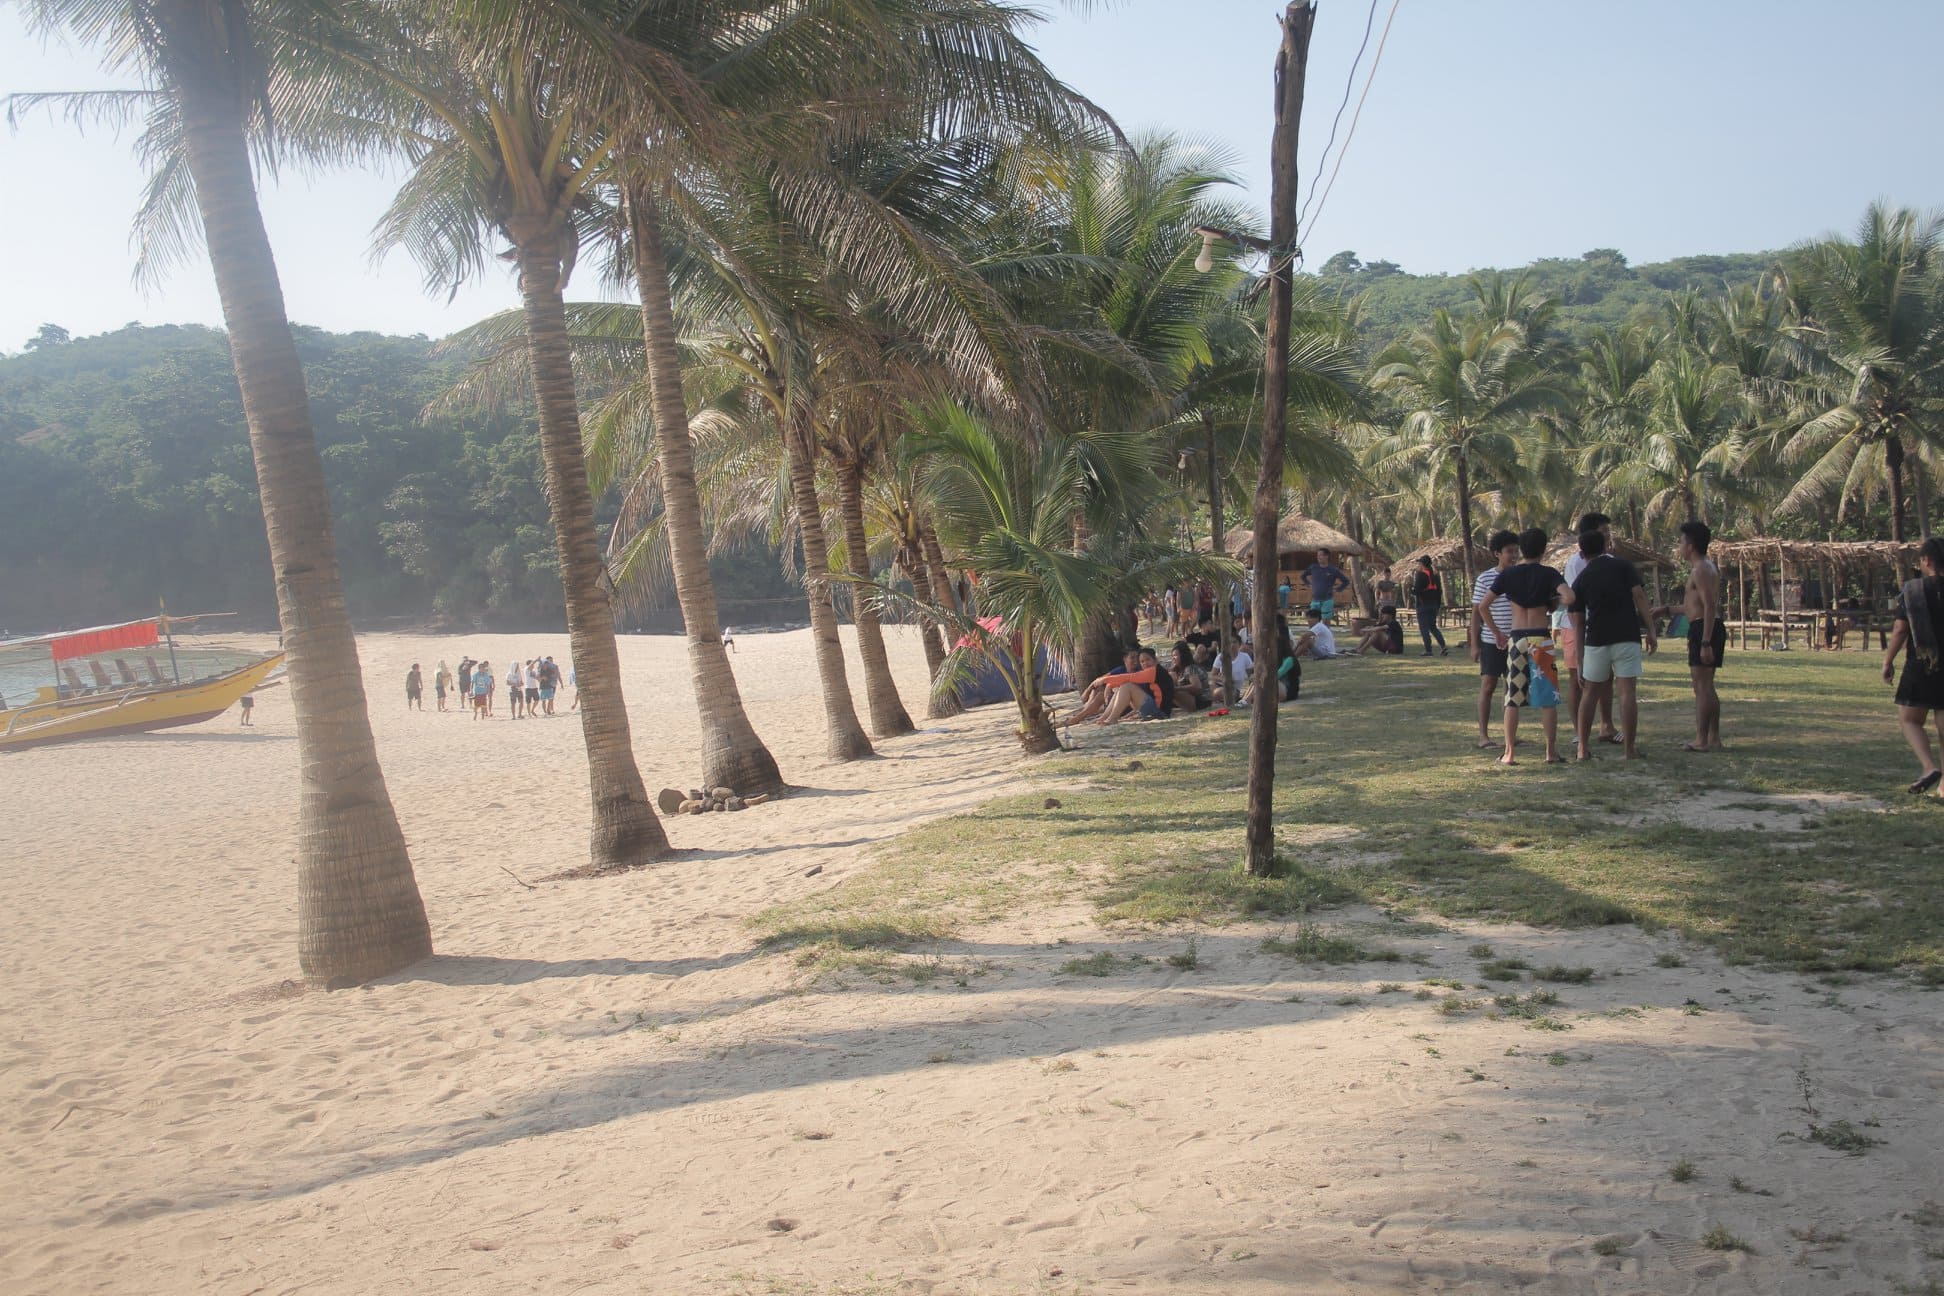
<box><xmin>0</xmin><ymin>612</ymin><xmax>284</xmax><ymax>752</ymax></box>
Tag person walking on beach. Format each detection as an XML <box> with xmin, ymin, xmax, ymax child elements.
<box><xmin>457</xmin><ymin>657</ymin><xmax>474</xmax><ymax>701</ymax></box>
<box><xmin>1570</xmin><ymin>528</ymin><xmax>1657</xmax><ymax>760</ymax></box>
<box><xmin>238</xmin><ymin>691</ymin><xmax>254</xmax><ymax>725</ymax></box>
<box><xmin>1481</xmin><ymin>528</ymin><xmax>1570</xmax><ymax>765</ymax></box>
<box><xmin>505</xmin><ymin>659</ymin><xmax>525</xmax><ymax>719</ymax></box>
<box><xmin>435</xmin><ymin>660</ymin><xmax>452</xmax><ymax>712</ymax></box>
<box><xmin>1469</xmin><ymin>530</ymin><xmax>1520</xmax><ymax>750</ymax></box>
<box><xmin>471</xmin><ymin>660</ymin><xmax>492</xmax><ymax>718</ymax></box>
<box><xmin>524</xmin><ymin>659</ymin><xmax>541</xmax><ymax>716</ymax></box>
<box><xmin>405</xmin><ymin>663</ymin><xmax>423</xmax><ymax>711</ymax></box>
<box><xmin>1410</xmin><ymin>556</ymin><xmax>1449</xmax><ymax>655</ymax></box>
<box><xmin>1884</xmin><ymin>537</ymin><xmax>1944</xmax><ymax>796</ymax></box>
<box><xmin>537</xmin><ymin>656</ymin><xmax>558</xmax><ymax>715</ymax></box>
<box><xmin>1303</xmin><ymin>549</ymin><xmax>1352</xmax><ymax>621</ymax></box>
<box><xmin>1674</xmin><ymin>521</ymin><xmax>1725</xmax><ymax>752</ymax></box>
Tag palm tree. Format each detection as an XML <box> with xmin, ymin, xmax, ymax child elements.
<box><xmin>1599</xmin><ymin>349</ymin><xmax>1751</xmax><ymax>529</ymax></box>
<box><xmin>903</xmin><ymin>401</ymin><xmax>1238</xmax><ymax>752</ymax></box>
<box><xmin>15</xmin><ymin>0</ymin><xmax>431</xmax><ymax>980</ymax></box>
<box><xmin>360</xmin><ymin>4</ymin><xmax>672</xmax><ymax>864</ymax></box>
<box><xmin>1371</xmin><ymin>310</ymin><xmax>1563</xmax><ymax>588</ymax></box>
<box><xmin>1780</xmin><ymin>203</ymin><xmax>1944</xmax><ymax>542</ymax></box>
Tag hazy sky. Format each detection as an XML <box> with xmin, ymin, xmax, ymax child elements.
<box><xmin>3</xmin><ymin>0</ymin><xmax>1940</xmax><ymax>350</ymax></box>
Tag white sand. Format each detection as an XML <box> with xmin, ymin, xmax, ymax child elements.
<box><xmin>2</xmin><ymin>627</ymin><xmax>1940</xmax><ymax>1294</ymax></box>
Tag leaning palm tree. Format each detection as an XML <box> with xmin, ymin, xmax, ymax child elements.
<box><xmin>1778</xmin><ymin>203</ymin><xmax>1944</xmax><ymax>542</ymax></box>
<box><xmin>358</xmin><ymin>3</ymin><xmax>673</xmax><ymax>864</ymax></box>
<box><xmin>1370</xmin><ymin>309</ymin><xmax>1564</xmax><ymax>588</ymax></box>
<box><xmin>13</xmin><ymin>0</ymin><xmax>431</xmax><ymax>980</ymax></box>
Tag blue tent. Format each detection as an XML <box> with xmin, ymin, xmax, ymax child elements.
<box><xmin>955</xmin><ymin>647</ymin><xmax>1072</xmax><ymax>709</ymax></box>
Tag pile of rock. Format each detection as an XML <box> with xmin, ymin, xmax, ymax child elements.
<box><xmin>658</xmin><ymin>785</ymin><xmax>772</xmax><ymax>816</ymax></box>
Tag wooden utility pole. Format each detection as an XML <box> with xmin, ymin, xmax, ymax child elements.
<box><xmin>1245</xmin><ymin>1</ymin><xmax>1316</xmax><ymax>876</ymax></box>
<box><xmin>1205</xmin><ymin>410</ymin><xmax>1237</xmax><ymax>708</ymax></box>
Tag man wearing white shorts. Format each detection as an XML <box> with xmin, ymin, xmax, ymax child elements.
<box><xmin>1570</xmin><ymin>529</ymin><xmax>1657</xmax><ymax>760</ymax></box>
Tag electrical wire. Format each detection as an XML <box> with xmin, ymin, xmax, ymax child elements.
<box><xmin>1301</xmin><ymin>0</ymin><xmax>1401</xmax><ymax>246</ymax></box>
<box><xmin>1296</xmin><ymin>0</ymin><xmax>1380</xmax><ymax>234</ymax></box>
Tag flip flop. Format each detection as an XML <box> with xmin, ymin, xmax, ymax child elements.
<box><xmin>1597</xmin><ymin>733</ymin><xmax>1624</xmax><ymax>745</ymax></box>
<box><xmin>1681</xmin><ymin>742</ymin><xmax>1710</xmax><ymax>753</ymax></box>
<box><xmin>1908</xmin><ymin>770</ymin><xmax>1943</xmax><ymax>795</ymax></box>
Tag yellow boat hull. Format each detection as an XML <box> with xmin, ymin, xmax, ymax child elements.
<box><xmin>0</xmin><ymin>653</ymin><xmax>285</xmax><ymax>751</ymax></box>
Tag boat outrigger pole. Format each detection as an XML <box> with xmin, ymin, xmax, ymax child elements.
<box><xmin>160</xmin><ymin>599</ymin><xmax>181</xmax><ymax>684</ymax></box>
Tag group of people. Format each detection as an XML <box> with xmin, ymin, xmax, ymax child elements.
<box><xmin>1460</xmin><ymin>512</ymin><xmax>1723</xmax><ymax>765</ymax></box>
<box><xmin>406</xmin><ymin>655</ymin><xmax>576</xmax><ymax>719</ymax></box>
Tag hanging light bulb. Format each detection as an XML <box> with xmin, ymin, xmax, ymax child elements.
<box><xmin>1194</xmin><ymin>230</ymin><xmax>1218</xmax><ymax>274</ymax></box>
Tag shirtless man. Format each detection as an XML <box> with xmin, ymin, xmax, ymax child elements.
<box><xmin>1670</xmin><ymin>519</ymin><xmax>1725</xmax><ymax>751</ymax></box>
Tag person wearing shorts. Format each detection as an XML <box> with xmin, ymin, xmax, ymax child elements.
<box><xmin>525</xmin><ymin>660</ymin><xmax>541</xmax><ymax>712</ymax></box>
<box><xmin>1570</xmin><ymin>529</ymin><xmax>1658</xmax><ymax>759</ymax></box>
<box><xmin>1674</xmin><ymin>520</ymin><xmax>1726</xmax><ymax>752</ymax></box>
<box><xmin>1480</xmin><ymin>528</ymin><xmax>1571</xmax><ymax>765</ymax></box>
<box><xmin>1470</xmin><ymin>530</ymin><xmax>1521</xmax><ymax>749</ymax></box>
<box><xmin>472</xmin><ymin>663</ymin><xmax>492</xmax><ymax>719</ymax></box>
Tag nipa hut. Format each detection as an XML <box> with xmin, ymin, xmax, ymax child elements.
<box><xmin>1708</xmin><ymin>539</ymin><xmax>1923</xmax><ymax>650</ymax></box>
<box><xmin>1218</xmin><ymin>516</ymin><xmax>1383</xmax><ymax>612</ymax></box>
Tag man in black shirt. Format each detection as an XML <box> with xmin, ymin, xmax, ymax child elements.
<box><xmin>1569</xmin><ymin>529</ymin><xmax>1658</xmax><ymax>759</ymax></box>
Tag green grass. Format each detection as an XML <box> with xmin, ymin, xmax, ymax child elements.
<box><xmin>1260</xmin><ymin>925</ymin><xmax>1403</xmax><ymax>964</ymax></box>
<box><xmin>752</xmin><ymin>653</ymin><xmax>1944</xmax><ymax>978</ymax></box>
<box><xmin>1058</xmin><ymin>950</ymin><xmax>1147</xmax><ymax>977</ymax></box>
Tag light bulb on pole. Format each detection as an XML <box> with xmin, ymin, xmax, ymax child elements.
<box><xmin>1194</xmin><ymin>229</ymin><xmax>1218</xmax><ymax>274</ymax></box>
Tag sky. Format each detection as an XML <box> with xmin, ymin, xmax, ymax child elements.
<box><xmin>2</xmin><ymin>0</ymin><xmax>1940</xmax><ymax>350</ymax></box>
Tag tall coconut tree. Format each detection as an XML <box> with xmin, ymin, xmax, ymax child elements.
<box><xmin>1370</xmin><ymin>310</ymin><xmax>1564</xmax><ymax>588</ymax></box>
<box><xmin>13</xmin><ymin>0</ymin><xmax>431</xmax><ymax>980</ymax></box>
<box><xmin>353</xmin><ymin>2</ymin><xmax>675</xmax><ymax>864</ymax></box>
<box><xmin>1778</xmin><ymin>203</ymin><xmax>1944</xmax><ymax>543</ymax></box>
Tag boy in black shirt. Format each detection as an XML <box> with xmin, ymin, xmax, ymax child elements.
<box><xmin>1410</xmin><ymin>556</ymin><xmax>1449</xmax><ymax>655</ymax></box>
<box><xmin>1481</xmin><ymin>528</ymin><xmax>1570</xmax><ymax>765</ymax></box>
<box><xmin>1569</xmin><ymin>529</ymin><xmax>1658</xmax><ymax>759</ymax></box>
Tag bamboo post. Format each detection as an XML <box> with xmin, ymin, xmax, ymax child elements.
<box><xmin>1736</xmin><ymin>558</ymin><xmax>1748</xmax><ymax>650</ymax></box>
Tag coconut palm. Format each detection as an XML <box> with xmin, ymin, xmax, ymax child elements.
<box><xmin>1779</xmin><ymin>203</ymin><xmax>1944</xmax><ymax>542</ymax></box>
<box><xmin>902</xmin><ymin>400</ymin><xmax>1239</xmax><ymax>752</ymax></box>
<box><xmin>1370</xmin><ymin>310</ymin><xmax>1565</xmax><ymax>588</ymax></box>
<box><xmin>1599</xmin><ymin>349</ymin><xmax>1751</xmax><ymax>528</ymax></box>
<box><xmin>13</xmin><ymin>0</ymin><xmax>431</xmax><ymax>980</ymax></box>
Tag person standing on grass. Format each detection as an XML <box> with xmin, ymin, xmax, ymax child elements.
<box><xmin>1884</xmin><ymin>537</ymin><xmax>1944</xmax><ymax>797</ymax></box>
<box><xmin>1469</xmin><ymin>530</ymin><xmax>1521</xmax><ymax>750</ymax></box>
<box><xmin>1570</xmin><ymin>528</ymin><xmax>1657</xmax><ymax>760</ymax></box>
<box><xmin>1376</xmin><ymin>567</ymin><xmax>1399</xmax><ymax>616</ymax></box>
<box><xmin>1410</xmin><ymin>556</ymin><xmax>1449</xmax><ymax>656</ymax></box>
<box><xmin>405</xmin><ymin>663</ymin><xmax>423</xmax><ymax>711</ymax></box>
<box><xmin>1673</xmin><ymin>520</ymin><xmax>1726</xmax><ymax>752</ymax></box>
<box><xmin>1481</xmin><ymin>528</ymin><xmax>1570</xmax><ymax>765</ymax></box>
<box><xmin>1560</xmin><ymin>512</ymin><xmax>1620</xmax><ymax>749</ymax></box>
<box><xmin>1303</xmin><ymin>549</ymin><xmax>1352</xmax><ymax>621</ymax></box>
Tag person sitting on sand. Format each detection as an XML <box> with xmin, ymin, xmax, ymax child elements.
<box><xmin>1353</xmin><ymin>607</ymin><xmax>1405</xmax><ymax>656</ymax></box>
<box><xmin>1169</xmin><ymin>643</ymin><xmax>1209</xmax><ymax>711</ymax></box>
<box><xmin>1065</xmin><ymin>649</ymin><xmax>1142</xmax><ymax>725</ymax></box>
<box><xmin>1097</xmin><ymin>646</ymin><xmax>1174</xmax><ymax>724</ymax></box>
<box><xmin>1245</xmin><ymin>615</ymin><xmax>1300</xmax><ymax>705</ymax></box>
<box><xmin>1212</xmin><ymin>643</ymin><xmax>1254</xmax><ymax>706</ymax></box>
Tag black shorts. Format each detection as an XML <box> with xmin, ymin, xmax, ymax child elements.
<box><xmin>526</xmin><ymin>687</ymin><xmax>540</xmax><ymax>703</ymax></box>
<box><xmin>1479</xmin><ymin>641</ymin><xmax>1508</xmax><ymax>678</ymax></box>
<box><xmin>1687</xmin><ymin>622</ymin><xmax>1727</xmax><ymax>670</ymax></box>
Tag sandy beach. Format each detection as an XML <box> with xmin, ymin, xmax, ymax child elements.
<box><xmin>2</xmin><ymin>627</ymin><xmax>1941</xmax><ymax>1295</ymax></box>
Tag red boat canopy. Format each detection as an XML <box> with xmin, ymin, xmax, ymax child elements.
<box><xmin>50</xmin><ymin>620</ymin><xmax>159</xmax><ymax>662</ymax></box>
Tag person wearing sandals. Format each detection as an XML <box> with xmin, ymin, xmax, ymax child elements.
<box><xmin>1885</xmin><ymin>537</ymin><xmax>1944</xmax><ymax>797</ymax></box>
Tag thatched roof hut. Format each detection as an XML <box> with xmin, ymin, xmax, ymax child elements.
<box><xmin>1395</xmin><ymin>536</ymin><xmax>1494</xmax><ymax>574</ymax></box>
<box><xmin>1709</xmin><ymin>538</ymin><xmax>1922</xmax><ymax>571</ymax></box>
<box><xmin>1543</xmin><ymin>532</ymin><xmax>1670</xmax><ymax>571</ymax></box>
<box><xmin>1222</xmin><ymin>515</ymin><xmax>1367</xmax><ymax>564</ymax></box>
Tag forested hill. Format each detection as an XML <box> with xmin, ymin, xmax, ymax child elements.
<box><xmin>0</xmin><ymin>324</ymin><xmax>800</xmax><ymax>633</ymax></box>
<box><xmin>1314</xmin><ymin>248</ymin><xmax>1779</xmax><ymax>349</ymax></box>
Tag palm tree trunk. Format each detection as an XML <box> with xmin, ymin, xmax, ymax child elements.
<box><xmin>918</xmin><ymin>523</ymin><xmax>966</xmax><ymax>717</ymax></box>
<box><xmin>1913</xmin><ymin>456</ymin><xmax>1935</xmax><ymax>540</ymax></box>
<box><xmin>1015</xmin><ymin>621</ymin><xmax>1060</xmax><ymax>754</ymax></box>
<box><xmin>1454</xmin><ymin>448</ymin><xmax>1476</xmax><ymax>594</ymax></box>
<box><xmin>167</xmin><ymin>19</ymin><xmax>430</xmax><ymax>984</ymax></box>
<box><xmin>625</xmin><ymin>183</ymin><xmax>784</xmax><ymax>795</ymax></box>
<box><xmin>784</xmin><ymin>411</ymin><xmax>873</xmax><ymax>759</ymax></box>
<box><xmin>833</xmin><ymin>453</ymin><xmax>914</xmax><ymax>737</ymax></box>
<box><xmin>1886</xmin><ymin>435</ymin><xmax>1908</xmax><ymax>543</ymax></box>
<box><xmin>904</xmin><ymin>537</ymin><xmax>962</xmax><ymax>719</ymax></box>
<box><xmin>512</xmin><ymin>227</ymin><xmax>669</xmax><ymax>865</ymax></box>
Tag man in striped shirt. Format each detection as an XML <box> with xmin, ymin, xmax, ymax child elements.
<box><xmin>1469</xmin><ymin>530</ymin><xmax>1522</xmax><ymax>749</ymax></box>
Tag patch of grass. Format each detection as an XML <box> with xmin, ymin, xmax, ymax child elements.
<box><xmin>1467</xmin><ymin>943</ymin><xmax>1497</xmax><ymax>958</ymax></box>
<box><xmin>1787</xmin><ymin>1225</ymin><xmax>1847</xmax><ymax>1245</ymax></box>
<box><xmin>1806</xmin><ymin>1119</ymin><xmax>1884</xmax><ymax>1155</ymax></box>
<box><xmin>1478</xmin><ymin>958</ymin><xmax>1532</xmax><ymax>981</ymax></box>
<box><xmin>1435</xmin><ymin>996</ymin><xmax>1482</xmax><ymax>1016</ymax></box>
<box><xmin>1423</xmin><ymin>976</ymin><xmax>1466</xmax><ymax>989</ymax></box>
<box><xmin>1058</xmin><ymin>951</ymin><xmax>1145</xmax><ymax>977</ymax></box>
<box><xmin>1729</xmin><ymin>1176</ymin><xmax>1773</xmax><ymax>1196</ymax></box>
<box><xmin>1537</xmin><ymin>965</ymin><xmax>1597</xmax><ymax>984</ymax></box>
<box><xmin>1525</xmin><ymin>1016</ymin><xmax>1572</xmax><ymax>1032</ymax></box>
<box><xmin>1546</xmin><ymin>1051</ymin><xmax>1570</xmax><ymax>1067</ymax></box>
<box><xmin>1492</xmin><ymin>989</ymin><xmax>1562</xmax><ymax>1019</ymax></box>
<box><xmin>1700</xmin><ymin>1225</ymin><xmax>1751</xmax><ymax>1253</ymax></box>
<box><xmin>1654</xmin><ymin>952</ymin><xmax>1686</xmax><ymax>968</ymax></box>
<box><xmin>1591</xmin><ymin>1237</ymin><xmax>1623</xmax><ymax>1257</ymax></box>
<box><xmin>1670</xmin><ymin>1159</ymin><xmax>1698</xmax><ymax>1183</ymax></box>
<box><xmin>1376</xmin><ymin>982</ymin><xmax>1405</xmax><ymax>994</ymax></box>
<box><xmin>1331</xmin><ymin>995</ymin><xmax>1364</xmax><ymax>1007</ymax></box>
<box><xmin>1260</xmin><ymin>925</ymin><xmax>1403</xmax><ymax>964</ymax></box>
<box><xmin>1163</xmin><ymin>938</ymin><xmax>1201</xmax><ymax>970</ymax></box>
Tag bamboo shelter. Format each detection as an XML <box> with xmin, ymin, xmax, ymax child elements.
<box><xmin>1709</xmin><ymin>539</ymin><xmax>1924</xmax><ymax>651</ymax></box>
<box><xmin>1210</xmin><ymin>516</ymin><xmax>1381</xmax><ymax>614</ymax></box>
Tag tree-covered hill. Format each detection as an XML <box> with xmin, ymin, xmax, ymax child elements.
<box><xmin>0</xmin><ymin>324</ymin><xmax>800</xmax><ymax>632</ymax></box>
<box><xmin>1315</xmin><ymin>247</ymin><xmax>1779</xmax><ymax>350</ymax></box>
